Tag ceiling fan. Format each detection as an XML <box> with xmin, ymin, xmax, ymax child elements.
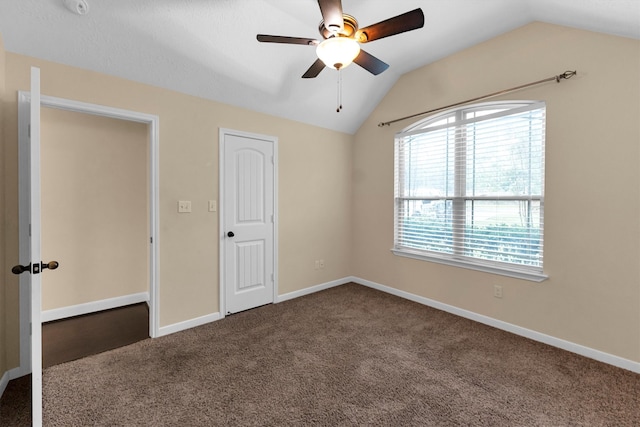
<box><xmin>257</xmin><ymin>0</ymin><xmax>425</xmax><ymax>78</ymax></box>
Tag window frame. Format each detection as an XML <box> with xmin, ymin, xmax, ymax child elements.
<box><xmin>392</xmin><ymin>101</ymin><xmax>548</xmax><ymax>282</ymax></box>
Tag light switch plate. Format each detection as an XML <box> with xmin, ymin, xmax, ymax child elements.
<box><xmin>178</xmin><ymin>200</ymin><xmax>192</xmax><ymax>213</ymax></box>
<box><xmin>208</xmin><ymin>200</ymin><xmax>217</xmax><ymax>212</ymax></box>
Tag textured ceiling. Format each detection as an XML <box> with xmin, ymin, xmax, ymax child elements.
<box><xmin>1</xmin><ymin>0</ymin><xmax>638</xmax><ymax>134</ymax></box>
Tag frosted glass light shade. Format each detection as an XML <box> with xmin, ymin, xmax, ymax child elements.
<box><xmin>316</xmin><ymin>37</ymin><xmax>360</xmax><ymax>70</ymax></box>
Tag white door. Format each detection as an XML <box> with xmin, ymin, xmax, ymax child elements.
<box><xmin>221</xmin><ymin>130</ymin><xmax>276</xmax><ymax>314</ymax></box>
<box><xmin>13</xmin><ymin>67</ymin><xmax>47</xmax><ymax>426</ymax></box>
<box><xmin>28</xmin><ymin>66</ymin><xmax>45</xmax><ymax>427</ymax></box>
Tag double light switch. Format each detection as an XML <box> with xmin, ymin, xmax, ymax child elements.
<box><xmin>178</xmin><ymin>200</ymin><xmax>217</xmax><ymax>213</ymax></box>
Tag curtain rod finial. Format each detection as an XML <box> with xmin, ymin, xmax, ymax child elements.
<box><xmin>557</xmin><ymin>70</ymin><xmax>577</xmax><ymax>82</ymax></box>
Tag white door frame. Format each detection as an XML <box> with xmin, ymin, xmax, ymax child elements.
<box><xmin>218</xmin><ymin>128</ymin><xmax>278</xmax><ymax>317</ymax></box>
<box><xmin>16</xmin><ymin>93</ymin><xmax>161</xmax><ymax>375</ymax></box>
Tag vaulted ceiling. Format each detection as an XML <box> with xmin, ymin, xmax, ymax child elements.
<box><xmin>1</xmin><ymin>1</ymin><xmax>638</xmax><ymax>133</ymax></box>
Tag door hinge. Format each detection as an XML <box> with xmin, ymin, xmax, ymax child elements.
<box><xmin>271</xmin><ymin>273</ymin><xmax>274</xmax><ymax>282</ymax></box>
<box><xmin>150</xmin><ymin>236</ymin><xmax>153</xmax><ymax>244</ymax></box>
<box><xmin>271</xmin><ymin>156</ymin><xmax>274</xmax><ymax>164</ymax></box>
<box><xmin>30</xmin><ymin>322</ymin><xmax>32</xmax><ymax>336</ymax></box>
<box><xmin>29</xmin><ymin>223</ymin><xmax>31</xmax><ymax>237</ymax></box>
<box><xmin>271</xmin><ymin>214</ymin><xmax>274</xmax><ymax>223</ymax></box>
<box><xmin>28</xmin><ymin>124</ymin><xmax>31</xmax><ymax>138</ymax></box>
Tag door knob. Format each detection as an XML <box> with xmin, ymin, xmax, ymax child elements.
<box><xmin>227</xmin><ymin>231</ymin><xmax>235</xmax><ymax>237</ymax></box>
<box><xmin>42</xmin><ymin>261</ymin><xmax>59</xmax><ymax>271</ymax></box>
<box><xmin>11</xmin><ymin>261</ymin><xmax>59</xmax><ymax>275</ymax></box>
<box><xmin>11</xmin><ymin>263</ymin><xmax>31</xmax><ymax>275</ymax></box>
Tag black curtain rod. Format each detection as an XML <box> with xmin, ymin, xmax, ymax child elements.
<box><xmin>378</xmin><ymin>70</ymin><xmax>577</xmax><ymax>128</ymax></box>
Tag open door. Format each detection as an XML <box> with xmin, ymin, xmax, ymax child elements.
<box><xmin>12</xmin><ymin>66</ymin><xmax>58</xmax><ymax>427</ymax></box>
<box><xmin>28</xmin><ymin>65</ymin><xmax>44</xmax><ymax>427</ymax></box>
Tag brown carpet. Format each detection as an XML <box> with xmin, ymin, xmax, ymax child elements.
<box><xmin>2</xmin><ymin>283</ymin><xmax>639</xmax><ymax>426</ymax></box>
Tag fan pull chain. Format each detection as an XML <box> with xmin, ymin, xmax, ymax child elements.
<box><xmin>336</xmin><ymin>69</ymin><xmax>343</xmax><ymax>113</ymax></box>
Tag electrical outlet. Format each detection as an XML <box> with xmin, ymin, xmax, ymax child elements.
<box><xmin>178</xmin><ymin>200</ymin><xmax>192</xmax><ymax>213</ymax></box>
<box><xmin>314</xmin><ymin>260</ymin><xmax>320</xmax><ymax>270</ymax></box>
<box><xmin>319</xmin><ymin>260</ymin><xmax>325</xmax><ymax>269</ymax></box>
<box><xmin>493</xmin><ymin>285</ymin><xmax>503</xmax><ymax>299</ymax></box>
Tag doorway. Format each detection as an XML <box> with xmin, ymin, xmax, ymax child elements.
<box><xmin>17</xmin><ymin>94</ymin><xmax>160</xmax><ymax>375</ymax></box>
<box><xmin>219</xmin><ymin>128</ymin><xmax>278</xmax><ymax>315</ymax></box>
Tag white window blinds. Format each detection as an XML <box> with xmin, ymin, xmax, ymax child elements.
<box><xmin>393</xmin><ymin>101</ymin><xmax>546</xmax><ymax>279</ymax></box>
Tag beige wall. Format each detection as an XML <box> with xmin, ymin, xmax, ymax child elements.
<box><xmin>40</xmin><ymin>108</ymin><xmax>149</xmax><ymax>309</ymax></box>
<box><xmin>0</xmin><ymin>34</ymin><xmax>7</xmax><ymax>379</ymax></box>
<box><xmin>353</xmin><ymin>22</ymin><xmax>640</xmax><ymax>362</ymax></box>
<box><xmin>2</xmin><ymin>53</ymin><xmax>353</xmax><ymax>367</ymax></box>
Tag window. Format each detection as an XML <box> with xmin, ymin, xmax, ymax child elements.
<box><xmin>393</xmin><ymin>101</ymin><xmax>547</xmax><ymax>281</ymax></box>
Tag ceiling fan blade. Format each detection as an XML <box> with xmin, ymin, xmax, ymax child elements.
<box><xmin>257</xmin><ymin>35</ymin><xmax>319</xmax><ymax>46</ymax></box>
<box><xmin>317</xmin><ymin>0</ymin><xmax>344</xmax><ymax>33</ymax></box>
<box><xmin>302</xmin><ymin>58</ymin><xmax>326</xmax><ymax>79</ymax></box>
<box><xmin>353</xmin><ymin>49</ymin><xmax>389</xmax><ymax>75</ymax></box>
<box><xmin>356</xmin><ymin>8</ymin><xmax>425</xmax><ymax>43</ymax></box>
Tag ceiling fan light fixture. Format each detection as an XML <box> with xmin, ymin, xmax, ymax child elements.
<box><xmin>316</xmin><ymin>37</ymin><xmax>360</xmax><ymax>70</ymax></box>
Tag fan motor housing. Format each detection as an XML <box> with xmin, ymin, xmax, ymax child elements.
<box><xmin>319</xmin><ymin>14</ymin><xmax>358</xmax><ymax>39</ymax></box>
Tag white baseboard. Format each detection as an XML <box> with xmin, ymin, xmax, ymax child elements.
<box><xmin>157</xmin><ymin>312</ymin><xmax>222</xmax><ymax>337</ymax></box>
<box><xmin>157</xmin><ymin>277</ymin><xmax>352</xmax><ymax>337</ymax></box>
<box><xmin>8</xmin><ymin>366</ymin><xmax>29</xmax><ymax>380</ymax></box>
<box><xmin>353</xmin><ymin>276</ymin><xmax>640</xmax><ymax>374</ymax></box>
<box><xmin>0</xmin><ymin>370</ymin><xmax>9</xmax><ymax>399</ymax></box>
<box><xmin>41</xmin><ymin>292</ymin><xmax>149</xmax><ymax>323</ymax></box>
<box><xmin>276</xmin><ymin>277</ymin><xmax>352</xmax><ymax>303</ymax></box>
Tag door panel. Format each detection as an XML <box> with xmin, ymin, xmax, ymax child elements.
<box><xmin>237</xmin><ymin>149</ymin><xmax>265</xmax><ymax>222</ymax></box>
<box><xmin>236</xmin><ymin>241</ymin><xmax>265</xmax><ymax>291</ymax></box>
<box><xmin>223</xmin><ymin>132</ymin><xmax>275</xmax><ymax>314</ymax></box>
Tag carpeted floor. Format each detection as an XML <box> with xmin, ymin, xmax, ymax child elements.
<box><xmin>2</xmin><ymin>283</ymin><xmax>639</xmax><ymax>426</ymax></box>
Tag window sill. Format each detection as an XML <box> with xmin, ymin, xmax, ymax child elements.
<box><xmin>391</xmin><ymin>248</ymin><xmax>548</xmax><ymax>282</ymax></box>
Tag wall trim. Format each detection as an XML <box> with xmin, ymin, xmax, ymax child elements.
<box><xmin>8</xmin><ymin>365</ymin><xmax>29</xmax><ymax>380</ymax></box>
<box><xmin>41</xmin><ymin>292</ymin><xmax>149</xmax><ymax>323</ymax></box>
<box><xmin>157</xmin><ymin>312</ymin><xmax>222</xmax><ymax>337</ymax></box>
<box><xmin>276</xmin><ymin>277</ymin><xmax>353</xmax><ymax>303</ymax></box>
<box><xmin>352</xmin><ymin>277</ymin><xmax>640</xmax><ymax>374</ymax></box>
